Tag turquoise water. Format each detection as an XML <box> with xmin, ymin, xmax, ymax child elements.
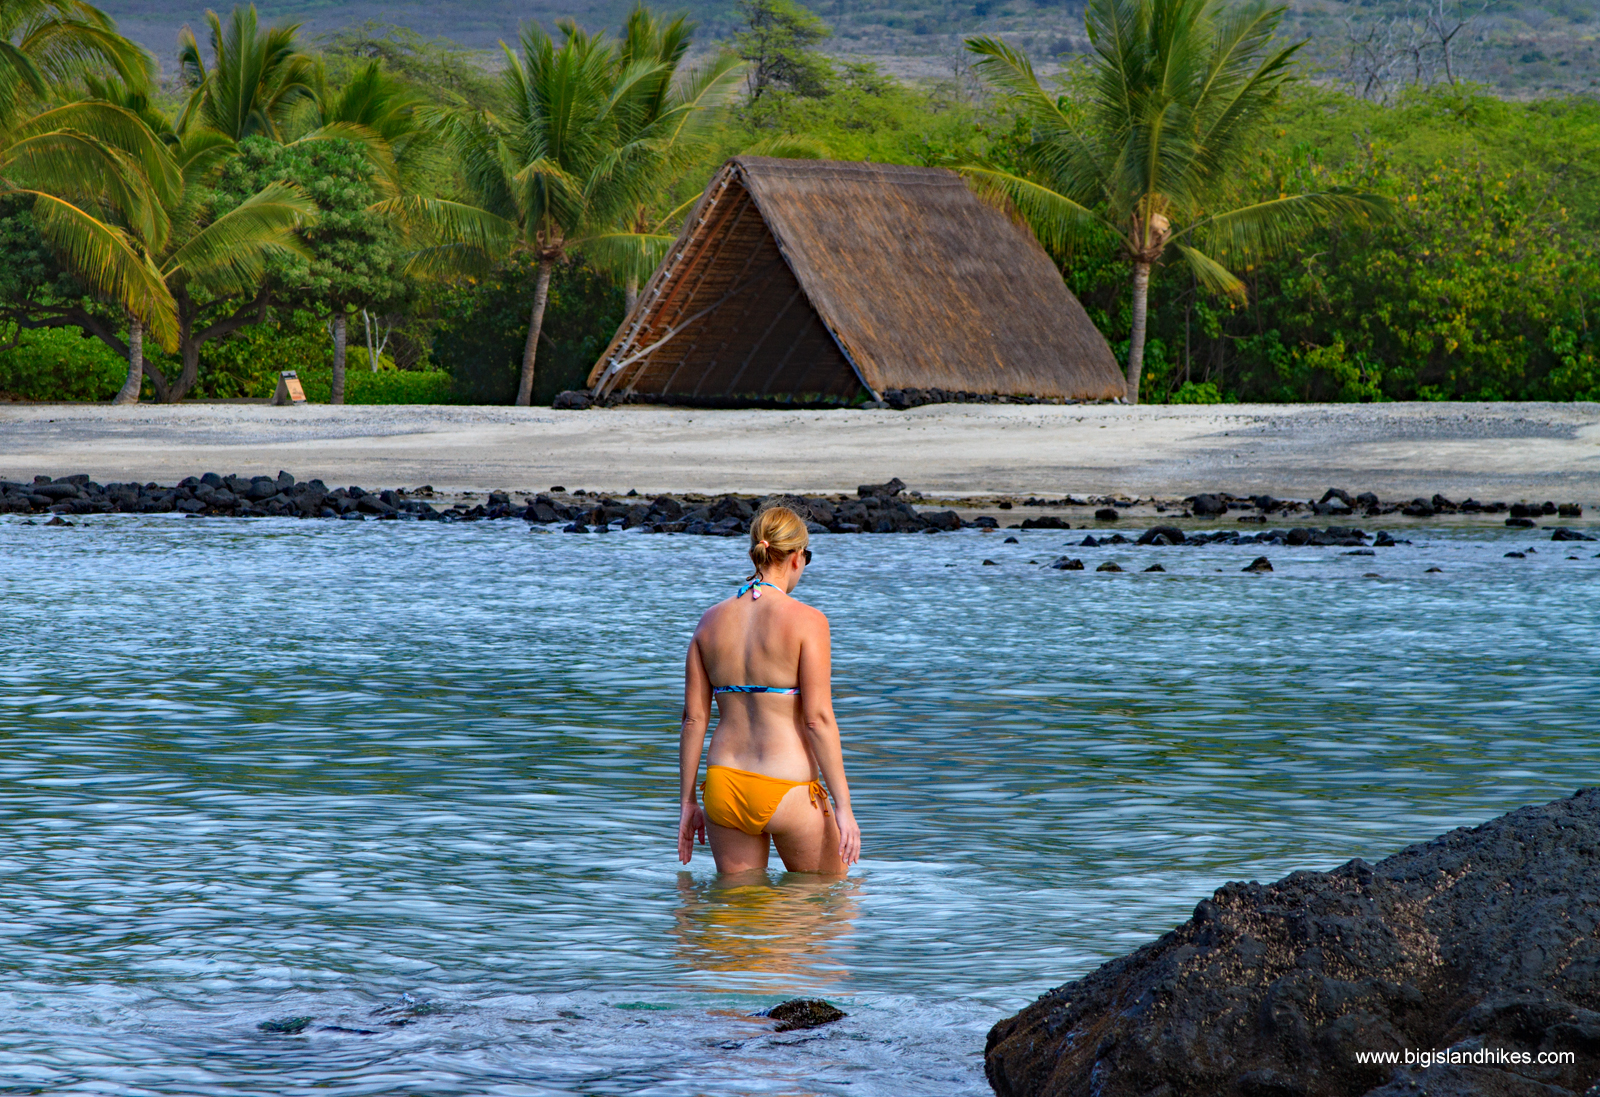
<box><xmin>2</xmin><ymin>515</ymin><xmax>1597</xmax><ymax>1095</ymax></box>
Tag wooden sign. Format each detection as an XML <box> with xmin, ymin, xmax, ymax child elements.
<box><xmin>273</xmin><ymin>371</ymin><xmax>307</xmax><ymax>406</ymax></box>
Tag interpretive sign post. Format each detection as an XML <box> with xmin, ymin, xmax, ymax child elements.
<box><xmin>273</xmin><ymin>371</ymin><xmax>307</xmax><ymax>406</ymax></box>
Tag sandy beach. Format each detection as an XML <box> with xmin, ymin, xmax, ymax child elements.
<box><xmin>2</xmin><ymin>401</ymin><xmax>1597</xmax><ymax>502</ymax></box>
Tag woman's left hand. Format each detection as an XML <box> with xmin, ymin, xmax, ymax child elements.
<box><xmin>834</xmin><ymin>807</ymin><xmax>861</xmax><ymax>867</ymax></box>
<box><xmin>678</xmin><ymin>801</ymin><xmax>707</xmax><ymax>863</ymax></box>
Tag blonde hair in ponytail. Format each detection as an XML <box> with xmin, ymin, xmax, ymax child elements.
<box><xmin>748</xmin><ymin>505</ymin><xmax>809</xmax><ymax>578</ymax></box>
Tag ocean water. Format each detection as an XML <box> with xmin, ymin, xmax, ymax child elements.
<box><xmin>1</xmin><ymin>514</ymin><xmax>1597</xmax><ymax>1095</ymax></box>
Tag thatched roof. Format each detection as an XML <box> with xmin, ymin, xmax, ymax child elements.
<box><xmin>588</xmin><ymin>157</ymin><xmax>1125</xmax><ymax>404</ymax></box>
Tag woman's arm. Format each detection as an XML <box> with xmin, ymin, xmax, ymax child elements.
<box><xmin>797</xmin><ymin>612</ymin><xmax>861</xmax><ymax>867</ymax></box>
<box><xmin>678</xmin><ymin>631</ymin><xmax>713</xmax><ymax>863</ymax></box>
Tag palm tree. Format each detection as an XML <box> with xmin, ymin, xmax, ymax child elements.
<box><xmin>177</xmin><ymin>3</ymin><xmax>314</xmax><ymax>142</ymax></box>
<box><xmin>964</xmin><ymin>0</ymin><xmax>1391</xmax><ymax>404</ymax></box>
<box><xmin>0</xmin><ymin>0</ymin><xmax>181</xmax><ymax>358</ymax></box>
<box><xmin>297</xmin><ymin>57</ymin><xmax>427</xmax><ymax>187</ymax></box>
<box><xmin>584</xmin><ymin>5</ymin><xmax>742</xmax><ymax>315</ymax></box>
<box><xmin>414</xmin><ymin>20</ymin><xmax>692</xmax><ymax>406</ymax></box>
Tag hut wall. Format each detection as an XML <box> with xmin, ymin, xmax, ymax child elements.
<box><xmin>603</xmin><ymin>179</ymin><xmax>863</xmax><ymax>403</ymax></box>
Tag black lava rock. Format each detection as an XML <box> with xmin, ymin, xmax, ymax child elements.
<box><xmin>259</xmin><ymin>1016</ymin><xmax>314</xmax><ymax>1034</ymax></box>
<box><xmin>1506</xmin><ymin>517</ymin><xmax>1537</xmax><ymax>528</ymax></box>
<box><xmin>764</xmin><ymin>998</ymin><xmax>845</xmax><ymax>1032</ymax></box>
<box><xmin>1093</xmin><ymin>508</ymin><xmax>1120</xmax><ymax>521</ymax></box>
<box><xmin>1136</xmin><ymin>526</ymin><xmax>1186</xmax><ymax>546</ymax></box>
<box><xmin>552</xmin><ymin>390</ymin><xmax>594</xmax><ymax>409</ymax></box>
<box><xmin>857</xmin><ymin>477</ymin><xmax>907</xmax><ymax>498</ymax></box>
<box><xmin>1551</xmin><ymin>528</ymin><xmax>1598</xmax><ymax>542</ymax></box>
<box><xmin>986</xmin><ymin>789</ymin><xmax>1600</xmax><ymax>1097</ymax></box>
<box><xmin>1143</xmin><ymin>563</ymin><xmax>1165</xmax><ymax>572</ymax></box>
<box><xmin>1243</xmin><ymin>556</ymin><xmax>1273</xmax><ymax>572</ymax></box>
<box><xmin>1189</xmin><ymin>493</ymin><xmax>1227</xmax><ymax>517</ymax></box>
<box><xmin>1095</xmin><ymin>561</ymin><xmax>1122</xmax><ymax>572</ymax></box>
<box><xmin>1049</xmin><ymin>556</ymin><xmax>1085</xmax><ymax>570</ymax></box>
<box><xmin>1021</xmin><ymin>515</ymin><xmax>1068</xmax><ymax>530</ymax></box>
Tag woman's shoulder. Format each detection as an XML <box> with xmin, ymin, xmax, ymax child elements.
<box><xmin>780</xmin><ymin>594</ymin><xmax>829</xmax><ymax>630</ymax></box>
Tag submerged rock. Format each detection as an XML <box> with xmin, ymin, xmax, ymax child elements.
<box><xmin>764</xmin><ymin>998</ymin><xmax>845</xmax><ymax>1032</ymax></box>
<box><xmin>259</xmin><ymin>1016</ymin><xmax>314</xmax><ymax>1034</ymax></box>
<box><xmin>986</xmin><ymin>789</ymin><xmax>1600</xmax><ymax>1097</ymax></box>
<box><xmin>1243</xmin><ymin>555</ymin><xmax>1273</xmax><ymax>572</ymax></box>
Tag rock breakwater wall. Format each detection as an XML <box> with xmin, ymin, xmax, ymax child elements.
<box><xmin>3</xmin><ymin>474</ymin><xmax>1592</xmax><ymax>541</ymax></box>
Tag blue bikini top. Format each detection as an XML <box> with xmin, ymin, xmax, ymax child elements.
<box><xmin>714</xmin><ymin>580</ymin><xmax>800</xmax><ymax>696</ymax></box>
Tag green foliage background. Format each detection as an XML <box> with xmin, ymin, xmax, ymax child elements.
<box><xmin>0</xmin><ymin>5</ymin><xmax>1596</xmax><ymax>405</ymax></box>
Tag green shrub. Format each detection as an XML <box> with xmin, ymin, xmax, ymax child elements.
<box><xmin>285</xmin><ymin>367</ymin><xmax>458</xmax><ymax>404</ymax></box>
<box><xmin>1169</xmin><ymin>380</ymin><xmax>1225</xmax><ymax>404</ymax></box>
<box><xmin>0</xmin><ymin>326</ymin><xmax>126</xmax><ymax>401</ymax></box>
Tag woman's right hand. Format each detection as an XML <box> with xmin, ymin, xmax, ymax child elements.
<box><xmin>834</xmin><ymin>807</ymin><xmax>861</xmax><ymax>867</ymax></box>
<box><xmin>678</xmin><ymin>801</ymin><xmax>707</xmax><ymax>864</ymax></box>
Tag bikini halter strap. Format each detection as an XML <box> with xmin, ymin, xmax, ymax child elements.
<box><xmin>737</xmin><ymin>579</ymin><xmax>782</xmax><ymax>600</ymax></box>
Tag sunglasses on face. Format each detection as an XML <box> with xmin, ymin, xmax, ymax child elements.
<box><xmin>801</xmin><ymin>548</ymin><xmax>813</xmax><ymax>564</ymax></box>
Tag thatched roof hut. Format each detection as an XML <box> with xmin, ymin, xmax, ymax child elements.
<box><xmin>586</xmin><ymin>157</ymin><xmax>1124</xmax><ymax>405</ymax></box>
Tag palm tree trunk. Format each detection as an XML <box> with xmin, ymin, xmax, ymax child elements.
<box><xmin>112</xmin><ymin>317</ymin><xmax>143</xmax><ymax>405</ymax></box>
<box><xmin>517</xmin><ymin>259</ymin><xmax>554</xmax><ymax>407</ymax></box>
<box><xmin>1124</xmin><ymin>260</ymin><xmax>1152</xmax><ymax>405</ymax></box>
<box><xmin>624</xmin><ymin>276</ymin><xmax>639</xmax><ymax>317</ymax></box>
<box><xmin>331</xmin><ymin>312</ymin><xmax>347</xmax><ymax>405</ymax></box>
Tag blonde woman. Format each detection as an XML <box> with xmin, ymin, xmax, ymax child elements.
<box><xmin>678</xmin><ymin>506</ymin><xmax>861</xmax><ymax>875</ymax></box>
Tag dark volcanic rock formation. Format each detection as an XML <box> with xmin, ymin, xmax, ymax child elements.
<box><xmin>987</xmin><ymin>790</ymin><xmax>1600</xmax><ymax>1097</ymax></box>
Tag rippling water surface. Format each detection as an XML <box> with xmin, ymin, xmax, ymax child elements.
<box><xmin>2</xmin><ymin>515</ymin><xmax>1597</xmax><ymax>1095</ymax></box>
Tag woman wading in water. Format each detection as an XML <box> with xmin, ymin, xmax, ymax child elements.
<box><xmin>678</xmin><ymin>506</ymin><xmax>861</xmax><ymax>874</ymax></box>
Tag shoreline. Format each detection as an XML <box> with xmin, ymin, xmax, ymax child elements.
<box><xmin>2</xmin><ymin>402</ymin><xmax>1597</xmax><ymax>503</ymax></box>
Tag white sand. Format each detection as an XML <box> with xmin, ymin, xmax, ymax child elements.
<box><xmin>2</xmin><ymin>401</ymin><xmax>1597</xmax><ymax>501</ymax></box>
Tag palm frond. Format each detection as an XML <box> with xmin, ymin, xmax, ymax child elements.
<box><xmin>584</xmin><ymin>228</ymin><xmax>672</xmax><ymax>283</ymax></box>
<box><xmin>1174</xmin><ymin>242</ymin><xmax>1246</xmax><ymax>300</ymax></box>
<box><xmin>738</xmin><ymin>134</ymin><xmax>833</xmax><ymax>159</ymax></box>
<box><xmin>27</xmin><ymin>190</ymin><xmax>177</xmax><ymax>350</ymax></box>
<box><xmin>2</xmin><ymin>127</ymin><xmax>169</xmax><ymax>247</ymax></box>
<box><xmin>1184</xmin><ymin>189</ymin><xmax>1394</xmax><ymax>267</ymax></box>
<box><xmin>964</xmin><ymin>36</ymin><xmax>1073</xmax><ymax>131</ymax></box>
<box><xmin>957</xmin><ymin>163</ymin><xmax>1111</xmax><ymax>256</ymax></box>
<box><xmin>19</xmin><ymin>99</ymin><xmax>181</xmax><ymax>201</ymax></box>
<box><xmin>372</xmin><ymin>194</ymin><xmax>515</xmax><ymax>277</ymax></box>
<box><xmin>163</xmin><ymin>180</ymin><xmax>314</xmax><ymax>293</ymax></box>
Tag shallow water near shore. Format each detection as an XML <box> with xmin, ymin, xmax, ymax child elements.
<box><xmin>2</xmin><ymin>516</ymin><xmax>1597</xmax><ymax>1095</ymax></box>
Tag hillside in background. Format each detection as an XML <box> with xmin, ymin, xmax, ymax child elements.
<box><xmin>100</xmin><ymin>0</ymin><xmax>1600</xmax><ymax>96</ymax></box>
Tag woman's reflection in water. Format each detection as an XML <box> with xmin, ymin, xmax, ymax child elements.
<box><xmin>674</xmin><ymin>870</ymin><xmax>861</xmax><ymax>992</ymax></box>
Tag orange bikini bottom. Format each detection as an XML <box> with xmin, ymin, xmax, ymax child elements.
<box><xmin>701</xmin><ymin>764</ymin><xmax>830</xmax><ymax>836</ymax></box>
